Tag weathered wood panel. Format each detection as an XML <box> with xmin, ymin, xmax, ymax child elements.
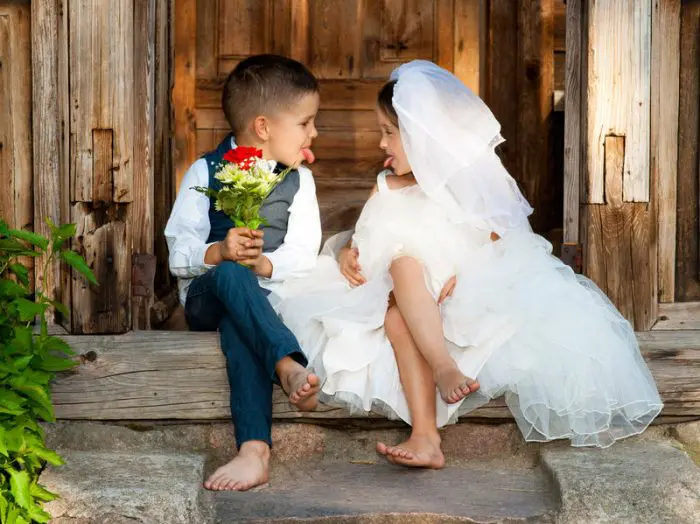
<box><xmin>518</xmin><ymin>0</ymin><xmax>555</xmax><ymax>233</ymax></box>
<box><xmin>563</xmin><ymin>0</ymin><xmax>582</xmax><ymax>245</ymax></box>
<box><xmin>173</xmin><ymin>0</ymin><xmax>197</xmax><ymax>188</ymax></box>
<box><xmin>51</xmin><ymin>330</ymin><xmax>700</xmax><ymax>421</ymax></box>
<box><xmin>653</xmin><ymin>0</ymin><xmax>681</xmax><ymax>303</ymax></box>
<box><xmin>653</xmin><ymin>302</ymin><xmax>700</xmax><ymax>330</ymax></box>
<box><xmin>585</xmin><ymin>1</ymin><xmax>651</xmax><ymax>204</ymax></box>
<box><xmin>32</xmin><ymin>0</ymin><xmax>66</xmax><ymax>321</ymax></box>
<box><xmin>584</xmin><ymin>136</ymin><xmax>656</xmax><ymax>330</ymax></box>
<box><xmin>676</xmin><ymin>1</ymin><xmax>700</xmax><ymax>301</ymax></box>
<box><xmin>454</xmin><ymin>0</ymin><xmax>481</xmax><ymax>93</ymax></box>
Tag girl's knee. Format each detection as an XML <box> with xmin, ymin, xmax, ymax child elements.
<box><xmin>385</xmin><ymin>305</ymin><xmax>410</xmax><ymax>341</ymax></box>
<box><xmin>389</xmin><ymin>256</ymin><xmax>421</xmax><ymax>279</ymax></box>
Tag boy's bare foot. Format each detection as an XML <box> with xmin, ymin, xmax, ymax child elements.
<box><xmin>376</xmin><ymin>434</ymin><xmax>445</xmax><ymax>469</ymax></box>
<box><xmin>204</xmin><ymin>441</ymin><xmax>270</xmax><ymax>491</ymax></box>
<box><xmin>281</xmin><ymin>368</ymin><xmax>320</xmax><ymax>411</ymax></box>
<box><xmin>434</xmin><ymin>364</ymin><xmax>479</xmax><ymax>404</ymax></box>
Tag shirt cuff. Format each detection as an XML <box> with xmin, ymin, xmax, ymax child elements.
<box><xmin>193</xmin><ymin>241</ymin><xmax>219</xmax><ymax>270</ymax></box>
<box><xmin>264</xmin><ymin>251</ymin><xmax>286</xmax><ymax>281</ymax></box>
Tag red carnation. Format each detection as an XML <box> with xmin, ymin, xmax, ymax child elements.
<box><xmin>223</xmin><ymin>146</ymin><xmax>263</xmax><ymax>167</ymax></box>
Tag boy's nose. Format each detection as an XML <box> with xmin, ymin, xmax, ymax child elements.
<box><xmin>310</xmin><ymin>125</ymin><xmax>318</xmax><ymax>139</ymax></box>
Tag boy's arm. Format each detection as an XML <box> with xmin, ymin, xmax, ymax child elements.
<box><xmin>264</xmin><ymin>167</ymin><xmax>322</xmax><ymax>281</ymax></box>
<box><xmin>165</xmin><ymin>159</ymin><xmax>217</xmax><ymax>278</ymax></box>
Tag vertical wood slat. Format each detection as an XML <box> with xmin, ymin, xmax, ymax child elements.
<box><xmin>585</xmin><ymin>1</ymin><xmax>652</xmax><ymax>204</ymax></box>
<box><xmin>173</xmin><ymin>0</ymin><xmax>197</xmax><ymax>189</ymax></box>
<box><xmin>290</xmin><ymin>0</ymin><xmax>309</xmax><ymax>63</ymax></box>
<box><xmin>676</xmin><ymin>1</ymin><xmax>700</xmax><ymax>301</ymax></box>
<box><xmin>154</xmin><ymin>0</ymin><xmax>174</xmax><ymax>295</ymax></box>
<box><xmin>32</xmin><ymin>0</ymin><xmax>64</xmax><ymax>319</ymax></box>
<box><xmin>454</xmin><ymin>0</ymin><xmax>481</xmax><ymax>94</ymax></box>
<box><xmin>196</xmin><ymin>0</ymin><xmax>218</xmax><ymax>79</ymax></box>
<box><xmin>563</xmin><ymin>0</ymin><xmax>582</xmax><ymax>244</ymax></box>
<box><xmin>517</xmin><ymin>0</ymin><xmax>554</xmax><ymax>233</ymax></box>
<box><xmin>435</xmin><ymin>0</ymin><xmax>455</xmax><ymax>71</ymax></box>
<box><xmin>652</xmin><ymin>0</ymin><xmax>681</xmax><ymax>303</ymax></box>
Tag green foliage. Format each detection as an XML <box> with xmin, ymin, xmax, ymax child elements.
<box><xmin>0</xmin><ymin>219</ymin><xmax>96</xmax><ymax>523</ymax></box>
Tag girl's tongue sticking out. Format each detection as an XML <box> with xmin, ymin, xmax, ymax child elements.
<box><xmin>384</xmin><ymin>156</ymin><xmax>394</xmax><ymax>169</ymax></box>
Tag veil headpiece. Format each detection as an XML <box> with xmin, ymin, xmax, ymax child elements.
<box><xmin>390</xmin><ymin>60</ymin><xmax>533</xmax><ymax>235</ymax></box>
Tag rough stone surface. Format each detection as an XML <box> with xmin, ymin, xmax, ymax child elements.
<box><xmin>42</xmin><ymin>451</ymin><xmax>212</xmax><ymax>524</ymax></box>
<box><xmin>541</xmin><ymin>439</ymin><xmax>700</xmax><ymax>523</ymax></box>
<box><xmin>212</xmin><ymin>462</ymin><xmax>558</xmax><ymax>523</ymax></box>
<box><xmin>670</xmin><ymin>420</ymin><xmax>700</xmax><ymax>465</ymax></box>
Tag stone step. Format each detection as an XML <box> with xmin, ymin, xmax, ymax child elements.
<box><xmin>39</xmin><ymin>422</ymin><xmax>700</xmax><ymax>523</ymax></box>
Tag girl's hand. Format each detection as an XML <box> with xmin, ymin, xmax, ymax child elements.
<box><xmin>438</xmin><ymin>275</ymin><xmax>457</xmax><ymax>304</ymax></box>
<box><xmin>339</xmin><ymin>247</ymin><xmax>366</xmax><ymax>287</ymax></box>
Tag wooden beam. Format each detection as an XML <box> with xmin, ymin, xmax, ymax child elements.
<box><xmin>563</xmin><ymin>0</ymin><xmax>582</xmax><ymax>244</ymax></box>
<box><xmin>584</xmin><ymin>1</ymin><xmax>651</xmax><ymax>204</ymax></box>
<box><xmin>652</xmin><ymin>0</ymin><xmax>681</xmax><ymax>303</ymax></box>
<box><xmin>51</xmin><ymin>330</ymin><xmax>700</xmax><ymax>422</ymax></box>
<box><xmin>32</xmin><ymin>0</ymin><xmax>65</xmax><ymax>322</ymax></box>
<box><xmin>653</xmin><ymin>302</ymin><xmax>700</xmax><ymax>330</ymax></box>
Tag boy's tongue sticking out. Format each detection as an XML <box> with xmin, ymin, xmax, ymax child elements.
<box><xmin>301</xmin><ymin>148</ymin><xmax>315</xmax><ymax>164</ymax></box>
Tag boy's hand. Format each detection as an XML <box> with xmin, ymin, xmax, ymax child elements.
<box><xmin>220</xmin><ymin>228</ymin><xmax>264</xmax><ymax>263</ymax></box>
<box><xmin>438</xmin><ymin>275</ymin><xmax>457</xmax><ymax>305</ymax></box>
<box><xmin>339</xmin><ymin>247</ymin><xmax>366</xmax><ymax>287</ymax></box>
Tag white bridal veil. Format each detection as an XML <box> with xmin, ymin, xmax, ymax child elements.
<box><xmin>390</xmin><ymin>60</ymin><xmax>533</xmax><ymax>236</ymax></box>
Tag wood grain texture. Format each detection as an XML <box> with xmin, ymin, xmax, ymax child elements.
<box><xmin>51</xmin><ymin>330</ymin><xmax>700</xmax><ymax>421</ymax></box>
<box><xmin>653</xmin><ymin>302</ymin><xmax>700</xmax><ymax>330</ymax></box>
<box><xmin>173</xmin><ymin>0</ymin><xmax>197</xmax><ymax>189</ymax></box>
<box><xmin>584</xmin><ymin>1</ymin><xmax>651</xmax><ymax>204</ymax></box>
<box><xmin>32</xmin><ymin>0</ymin><xmax>65</xmax><ymax>322</ymax></box>
<box><xmin>652</xmin><ymin>0</ymin><xmax>681</xmax><ymax>303</ymax></box>
<box><xmin>517</xmin><ymin>0</ymin><xmax>555</xmax><ymax>233</ymax></box>
<box><xmin>563</xmin><ymin>0</ymin><xmax>582</xmax><ymax>244</ymax></box>
<box><xmin>454</xmin><ymin>0</ymin><xmax>481</xmax><ymax>94</ymax></box>
<box><xmin>676</xmin><ymin>2</ymin><xmax>700</xmax><ymax>301</ymax></box>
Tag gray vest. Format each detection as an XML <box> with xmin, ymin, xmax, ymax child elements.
<box><xmin>204</xmin><ymin>135</ymin><xmax>300</xmax><ymax>252</ymax></box>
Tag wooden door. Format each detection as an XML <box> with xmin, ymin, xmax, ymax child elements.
<box><xmin>174</xmin><ymin>0</ymin><xmax>481</xmax><ymax>239</ymax></box>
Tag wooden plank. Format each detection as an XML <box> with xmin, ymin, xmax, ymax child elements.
<box><xmin>153</xmin><ymin>0</ymin><xmax>173</xmax><ymax>295</ymax></box>
<box><xmin>585</xmin><ymin>1</ymin><xmax>651</xmax><ymax>203</ymax></box>
<box><xmin>173</xmin><ymin>0</ymin><xmax>197</xmax><ymax>189</ymax></box>
<box><xmin>32</xmin><ymin>0</ymin><xmax>64</xmax><ymax>322</ymax></box>
<box><xmin>676</xmin><ymin>2</ymin><xmax>700</xmax><ymax>301</ymax></box>
<box><xmin>306</xmin><ymin>0</ymin><xmax>360</xmax><ymax>78</ymax></box>
<box><xmin>0</xmin><ymin>15</ymin><xmax>13</xmax><ymax>228</ymax></box>
<box><xmin>71</xmin><ymin>208</ymin><xmax>130</xmax><ymax>333</ymax></box>
<box><xmin>484</xmin><ymin>0</ymin><xmax>519</xmax><ymax>179</ymax></box>
<box><xmin>91</xmin><ymin>129</ymin><xmax>114</xmax><ymax>204</ymax></box>
<box><xmin>454</xmin><ymin>0</ymin><xmax>481</xmax><ymax>94</ymax></box>
<box><xmin>290</xmin><ymin>0</ymin><xmax>309</xmax><ymax>63</ymax></box>
<box><xmin>518</xmin><ymin>0</ymin><xmax>555</xmax><ymax>233</ymax></box>
<box><xmin>195</xmin><ymin>0</ymin><xmax>218</xmax><ymax>79</ymax></box>
<box><xmin>435</xmin><ymin>0</ymin><xmax>455</xmax><ymax>71</ymax></box>
<box><xmin>653</xmin><ymin>0</ymin><xmax>681</xmax><ymax>303</ymax></box>
<box><xmin>51</xmin><ymin>330</ymin><xmax>700</xmax><ymax>421</ymax></box>
<box><xmin>563</xmin><ymin>0</ymin><xmax>582</xmax><ymax>244</ymax></box>
<box><xmin>553</xmin><ymin>0</ymin><xmax>566</xmax><ymax>51</ymax></box>
<box><xmin>653</xmin><ymin>302</ymin><xmax>700</xmax><ymax>330</ymax></box>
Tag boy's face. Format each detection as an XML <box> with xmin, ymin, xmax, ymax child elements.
<box><xmin>377</xmin><ymin>108</ymin><xmax>411</xmax><ymax>176</ymax></box>
<box><xmin>265</xmin><ymin>92</ymin><xmax>320</xmax><ymax>167</ymax></box>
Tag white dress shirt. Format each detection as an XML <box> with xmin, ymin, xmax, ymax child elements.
<box><xmin>165</xmin><ymin>139</ymin><xmax>322</xmax><ymax>305</ymax></box>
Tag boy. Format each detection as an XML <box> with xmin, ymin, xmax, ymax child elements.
<box><xmin>165</xmin><ymin>55</ymin><xmax>322</xmax><ymax>492</ymax></box>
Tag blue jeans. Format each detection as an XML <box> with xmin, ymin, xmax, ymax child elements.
<box><xmin>184</xmin><ymin>261</ymin><xmax>306</xmax><ymax>448</ymax></box>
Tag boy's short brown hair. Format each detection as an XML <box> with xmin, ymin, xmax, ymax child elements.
<box><xmin>222</xmin><ymin>54</ymin><xmax>319</xmax><ymax>135</ymax></box>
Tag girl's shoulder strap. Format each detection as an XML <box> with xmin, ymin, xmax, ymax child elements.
<box><xmin>376</xmin><ymin>169</ymin><xmax>392</xmax><ymax>193</ymax></box>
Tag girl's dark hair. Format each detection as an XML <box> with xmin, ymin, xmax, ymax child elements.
<box><xmin>377</xmin><ymin>80</ymin><xmax>398</xmax><ymax>126</ymax></box>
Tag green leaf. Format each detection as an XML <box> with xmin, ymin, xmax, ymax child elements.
<box><xmin>8</xmin><ymin>264</ymin><xmax>30</xmax><ymax>286</ymax></box>
<box><xmin>0</xmin><ymin>389</ymin><xmax>27</xmax><ymax>412</ymax></box>
<box><xmin>55</xmin><ymin>223</ymin><xmax>76</xmax><ymax>241</ymax></box>
<box><xmin>13</xmin><ymin>298</ymin><xmax>47</xmax><ymax>322</ymax></box>
<box><xmin>32</xmin><ymin>445</ymin><xmax>63</xmax><ymax>467</ymax></box>
<box><xmin>4</xmin><ymin>501</ymin><xmax>21</xmax><ymax>524</ymax></box>
<box><xmin>0</xmin><ymin>280</ymin><xmax>27</xmax><ymax>299</ymax></box>
<box><xmin>59</xmin><ymin>250</ymin><xmax>97</xmax><ymax>285</ymax></box>
<box><xmin>43</xmin><ymin>336</ymin><xmax>74</xmax><ymax>355</ymax></box>
<box><xmin>0</xmin><ymin>493</ymin><xmax>7</xmax><ymax>521</ymax></box>
<box><xmin>34</xmin><ymin>353</ymin><xmax>76</xmax><ymax>372</ymax></box>
<box><xmin>26</xmin><ymin>503</ymin><xmax>51</xmax><ymax>523</ymax></box>
<box><xmin>13</xmin><ymin>355</ymin><xmax>33</xmax><ymax>371</ymax></box>
<box><xmin>8</xmin><ymin>229</ymin><xmax>49</xmax><ymax>251</ymax></box>
<box><xmin>47</xmin><ymin>299</ymin><xmax>70</xmax><ymax>317</ymax></box>
<box><xmin>8</xmin><ymin>469</ymin><xmax>31</xmax><ymax>509</ymax></box>
<box><xmin>0</xmin><ymin>427</ymin><xmax>8</xmax><ymax>457</ymax></box>
<box><xmin>30</xmin><ymin>483</ymin><xmax>58</xmax><ymax>503</ymax></box>
<box><xmin>11</xmin><ymin>382</ymin><xmax>54</xmax><ymax>422</ymax></box>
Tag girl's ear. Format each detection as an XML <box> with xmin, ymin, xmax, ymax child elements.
<box><xmin>253</xmin><ymin>116</ymin><xmax>270</xmax><ymax>141</ymax></box>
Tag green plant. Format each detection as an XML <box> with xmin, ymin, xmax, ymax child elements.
<box><xmin>0</xmin><ymin>219</ymin><xmax>96</xmax><ymax>524</ymax></box>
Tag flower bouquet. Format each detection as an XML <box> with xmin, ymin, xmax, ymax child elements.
<box><xmin>192</xmin><ymin>146</ymin><xmax>291</xmax><ymax>230</ymax></box>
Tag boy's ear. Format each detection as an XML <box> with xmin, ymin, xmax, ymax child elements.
<box><xmin>253</xmin><ymin>116</ymin><xmax>271</xmax><ymax>141</ymax></box>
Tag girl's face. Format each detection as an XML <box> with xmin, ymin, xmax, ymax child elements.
<box><xmin>377</xmin><ymin>108</ymin><xmax>412</xmax><ymax>176</ymax></box>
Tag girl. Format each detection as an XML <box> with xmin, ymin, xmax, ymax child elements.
<box><xmin>271</xmin><ymin>60</ymin><xmax>663</xmax><ymax>468</ymax></box>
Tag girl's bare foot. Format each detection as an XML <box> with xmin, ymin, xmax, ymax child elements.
<box><xmin>434</xmin><ymin>364</ymin><xmax>479</xmax><ymax>404</ymax></box>
<box><xmin>282</xmin><ymin>368</ymin><xmax>320</xmax><ymax>411</ymax></box>
<box><xmin>376</xmin><ymin>434</ymin><xmax>445</xmax><ymax>469</ymax></box>
<box><xmin>204</xmin><ymin>441</ymin><xmax>269</xmax><ymax>491</ymax></box>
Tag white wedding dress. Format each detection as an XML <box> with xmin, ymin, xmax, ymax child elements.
<box><xmin>272</xmin><ymin>171</ymin><xmax>663</xmax><ymax>448</ymax></box>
